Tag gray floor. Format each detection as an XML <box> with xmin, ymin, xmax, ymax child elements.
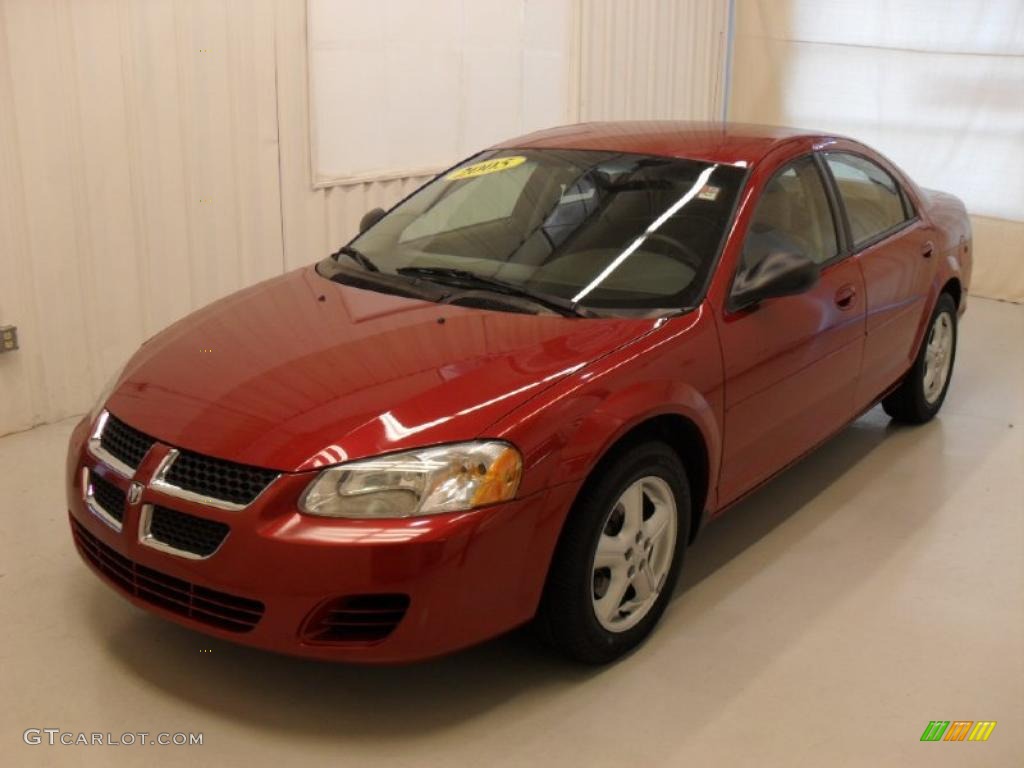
<box><xmin>2</xmin><ymin>297</ymin><xmax>1022</xmax><ymax>768</ymax></box>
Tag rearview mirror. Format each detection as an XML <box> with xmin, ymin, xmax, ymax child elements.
<box><xmin>730</xmin><ymin>250</ymin><xmax>819</xmax><ymax>310</ymax></box>
<box><xmin>359</xmin><ymin>207</ymin><xmax>387</xmax><ymax>234</ymax></box>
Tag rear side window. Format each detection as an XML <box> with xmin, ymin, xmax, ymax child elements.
<box><xmin>741</xmin><ymin>156</ymin><xmax>838</xmax><ymax>274</ymax></box>
<box><xmin>825</xmin><ymin>153</ymin><xmax>910</xmax><ymax>247</ymax></box>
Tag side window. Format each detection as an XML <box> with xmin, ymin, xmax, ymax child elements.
<box><xmin>740</xmin><ymin>156</ymin><xmax>838</xmax><ymax>275</ymax></box>
<box><xmin>825</xmin><ymin>153</ymin><xmax>909</xmax><ymax>247</ymax></box>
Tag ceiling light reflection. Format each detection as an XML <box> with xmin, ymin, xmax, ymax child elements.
<box><xmin>377</xmin><ymin>363</ymin><xmax>585</xmax><ymax>441</ymax></box>
<box><xmin>572</xmin><ymin>165</ymin><xmax>718</xmax><ymax>304</ymax></box>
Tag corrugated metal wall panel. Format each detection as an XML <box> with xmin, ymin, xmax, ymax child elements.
<box><xmin>578</xmin><ymin>0</ymin><xmax>729</xmax><ymax>121</ymax></box>
<box><xmin>0</xmin><ymin>0</ymin><xmax>453</xmax><ymax>435</ymax></box>
<box><xmin>0</xmin><ymin>0</ymin><xmax>286</xmax><ymax>435</ymax></box>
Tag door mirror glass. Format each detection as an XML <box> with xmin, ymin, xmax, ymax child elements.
<box><xmin>731</xmin><ymin>250</ymin><xmax>819</xmax><ymax>310</ymax></box>
<box><xmin>359</xmin><ymin>207</ymin><xmax>387</xmax><ymax>234</ymax></box>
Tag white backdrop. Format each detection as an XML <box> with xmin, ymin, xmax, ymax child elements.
<box><xmin>308</xmin><ymin>0</ymin><xmax>576</xmax><ymax>184</ymax></box>
<box><xmin>730</xmin><ymin>0</ymin><xmax>1024</xmax><ymax>302</ymax></box>
<box><xmin>308</xmin><ymin>0</ymin><xmax>731</xmax><ymax>184</ymax></box>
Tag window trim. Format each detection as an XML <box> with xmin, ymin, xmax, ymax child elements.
<box><xmin>726</xmin><ymin>152</ymin><xmax>845</xmax><ymax>311</ymax></box>
<box><xmin>812</xmin><ymin>152</ymin><xmax>851</xmax><ymax>268</ymax></box>
<box><xmin>685</xmin><ymin>164</ymin><xmax>751</xmax><ymax>313</ymax></box>
<box><xmin>898</xmin><ymin>182</ymin><xmax>917</xmax><ymax>220</ymax></box>
<box><xmin>819</xmin><ymin>150</ymin><xmax>920</xmax><ymax>254</ymax></box>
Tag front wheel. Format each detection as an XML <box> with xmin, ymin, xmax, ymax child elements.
<box><xmin>536</xmin><ymin>442</ymin><xmax>689</xmax><ymax>664</ymax></box>
<box><xmin>883</xmin><ymin>292</ymin><xmax>958</xmax><ymax>424</ymax></box>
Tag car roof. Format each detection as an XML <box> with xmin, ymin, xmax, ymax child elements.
<box><xmin>494</xmin><ymin>121</ymin><xmax>830</xmax><ymax>166</ymax></box>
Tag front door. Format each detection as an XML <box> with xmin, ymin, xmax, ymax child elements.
<box><xmin>717</xmin><ymin>155</ymin><xmax>866</xmax><ymax>506</ymax></box>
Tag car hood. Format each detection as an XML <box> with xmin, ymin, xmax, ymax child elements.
<box><xmin>106</xmin><ymin>267</ymin><xmax>656</xmax><ymax>472</ymax></box>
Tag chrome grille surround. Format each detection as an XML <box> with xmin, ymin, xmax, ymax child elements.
<box><xmin>150</xmin><ymin>449</ymin><xmax>279</xmax><ymax>512</ymax></box>
<box><xmin>87</xmin><ymin>410</ymin><xmax>139</xmax><ymax>478</ymax></box>
<box><xmin>81</xmin><ymin>466</ymin><xmax>124</xmax><ymax>532</ymax></box>
<box><xmin>138</xmin><ymin>504</ymin><xmax>230</xmax><ymax>560</ymax></box>
<box><xmin>88</xmin><ymin>410</ymin><xmax>279</xmax><ymax>512</ymax></box>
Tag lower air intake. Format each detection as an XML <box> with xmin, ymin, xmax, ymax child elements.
<box><xmin>302</xmin><ymin>594</ymin><xmax>410</xmax><ymax>644</ymax></box>
<box><xmin>71</xmin><ymin>516</ymin><xmax>263</xmax><ymax>633</ymax></box>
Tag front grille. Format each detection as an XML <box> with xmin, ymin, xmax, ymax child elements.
<box><xmin>71</xmin><ymin>517</ymin><xmax>264</xmax><ymax>633</ymax></box>
<box><xmin>100</xmin><ymin>413</ymin><xmax>156</xmax><ymax>470</ymax></box>
<box><xmin>302</xmin><ymin>594</ymin><xmax>410</xmax><ymax>643</ymax></box>
<box><xmin>148</xmin><ymin>506</ymin><xmax>229</xmax><ymax>557</ymax></box>
<box><xmin>163</xmin><ymin>450</ymin><xmax>278</xmax><ymax>506</ymax></box>
<box><xmin>90</xmin><ymin>471</ymin><xmax>126</xmax><ymax>523</ymax></box>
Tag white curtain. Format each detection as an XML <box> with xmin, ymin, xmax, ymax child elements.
<box><xmin>729</xmin><ymin>0</ymin><xmax>1024</xmax><ymax>303</ymax></box>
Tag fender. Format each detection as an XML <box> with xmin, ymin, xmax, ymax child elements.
<box><xmin>908</xmin><ymin>192</ymin><xmax>972</xmax><ymax>359</ymax></box>
<box><xmin>488</xmin><ymin>304</ymin><xmax>724</xmax><ymax>511</ymax></box>
<box><xmin>485</xmin><ymin>305</ymin><xmax>725</xmax><ymax>617</ymax></box>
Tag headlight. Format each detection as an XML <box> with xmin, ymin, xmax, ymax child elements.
<box><xmin>299</xmin><ymin>441</ymin><xmax>522</xmax><ymax>519</ymax></box>
<box><xmin>87</xmin><ymin>361</ymin><xmax>128</xmax><ymax>424</ymax></box>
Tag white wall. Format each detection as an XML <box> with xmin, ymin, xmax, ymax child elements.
<box><xmin>0</xmin><ymin>0</ymin><xmax>729</xmax><ymax>436</ymax></box>
<box><xmin>309</xmin><ymin>0</ymin><xmax>577</xmax><ymax>184</ymax></box>
<box><xmin>729</xmin><ymin>0</ymin><xmax>1024</xmax><ymax>304</ymax></box>
<box><xmin>0</xmin><ymin>0</ymin><xmax>282</xmax><ymax>436</ymax></box>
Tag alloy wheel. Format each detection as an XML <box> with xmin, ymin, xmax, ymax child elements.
<box><xmin>923</xmin><ymin>311</ymin><xmax>954</xmax><ymax>405</ymax></box>
<box><xmin>591</xmin><ymin>476</ymin><xmax>678</xmax><ymax>633</ymax></box>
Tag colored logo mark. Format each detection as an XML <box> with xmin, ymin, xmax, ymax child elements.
<box><xmin>920</xmin><ymin>721</ymin><xmax>996</xmax><ymax>742</ymax></box>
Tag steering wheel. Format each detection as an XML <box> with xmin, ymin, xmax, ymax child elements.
<box><xmin>642</xmin><ymin>232</ymin><xmax>704</xmax><ymax>271</ymax></box>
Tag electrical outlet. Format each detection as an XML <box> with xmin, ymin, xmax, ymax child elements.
<box><xmin>1</xmin><ymin>325</ymin><xmax>18</xmax><ymax>353</ymax></box>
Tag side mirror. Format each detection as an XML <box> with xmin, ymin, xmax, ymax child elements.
<box><xmin>359</xmin><ymin>207</ymin><xmax>387</xmax><ymax>234</ymax></box>
<box><xmin>731</xmin><ymin>250</ymin><xmax>819</xmax><ymax>310</ymax></box>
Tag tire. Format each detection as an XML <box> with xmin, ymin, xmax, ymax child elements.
<box><xmin>882</xmin><ymin>292</ymin><xmax>958</xmax><ymax>424</ymax></box>
<box><xmin>536</xmin><ymin>442</ymin><xmax>690</xmax><ymax>665</ymax></box>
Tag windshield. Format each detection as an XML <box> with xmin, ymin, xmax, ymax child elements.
<box><xmin>322</xmin><ymin>149</ymin><xmax>746</xmax><ymax>316</ymax></box>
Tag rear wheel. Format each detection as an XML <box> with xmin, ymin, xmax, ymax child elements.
<box><xmin>536</xmin><ymin>442</ymin><xmax>689</xmax><ymax>664</ymax></box>
<box><xmin>883</xmin><ymin>292</ymin><xmax>958</xmax><ymax>423</ymax></box>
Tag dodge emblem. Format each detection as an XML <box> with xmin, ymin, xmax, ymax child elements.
<box><xmin>128</xmin><ymin>482</ymin><xmax>144</xmax><ymax>505</ymax></box>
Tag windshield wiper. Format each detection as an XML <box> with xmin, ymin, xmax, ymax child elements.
<box><xmin>332</xmin><ymin>245</ymin><xmax>380</xmax><ymax>273</ymax></box>
<box><xmin>396</xmin><ymin>266</ymin><xmax>592</xmax><ymax>318</ymax></box>
<box><xmin>316</xmin><ymin>257</ymin><xmax>447</xmax><ymax>302</ymax></box>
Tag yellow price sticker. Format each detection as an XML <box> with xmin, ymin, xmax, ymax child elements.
<box><xmin>446</xmin><ymin>156</ymin><xmax>527</xmax><ymax>181</ymax></box>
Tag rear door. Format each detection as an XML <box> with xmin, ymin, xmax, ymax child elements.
<box><xmin>821</xmin><ymin>152</ymin><xmax>933</xmax><ymax>409</ymax></box>
<box><xmin>718</xmin><ymin>155</ymin><xmax>867</xmax><ymax>505</ymax></box>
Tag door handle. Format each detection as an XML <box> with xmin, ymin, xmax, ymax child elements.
<box><xmin>921</xmin><ymin>241</ymin><xmax>934</xmax><ymax>258</ymax></box>
<box><xmin>834</xmin><ymin>284</ymin><xmax>857</xmax><ymax>309</ymax></box>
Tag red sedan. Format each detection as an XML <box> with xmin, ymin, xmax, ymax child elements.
<box><xmin>66</xmin><ymin>122</ymin><xmax>971</xmax><ymax>664</ymax></box>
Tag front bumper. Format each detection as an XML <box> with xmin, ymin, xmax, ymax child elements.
<box><xmin>65</xmin><ymin>416</ymin><xmax>575</xmax><ymax>662</ymax></box>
